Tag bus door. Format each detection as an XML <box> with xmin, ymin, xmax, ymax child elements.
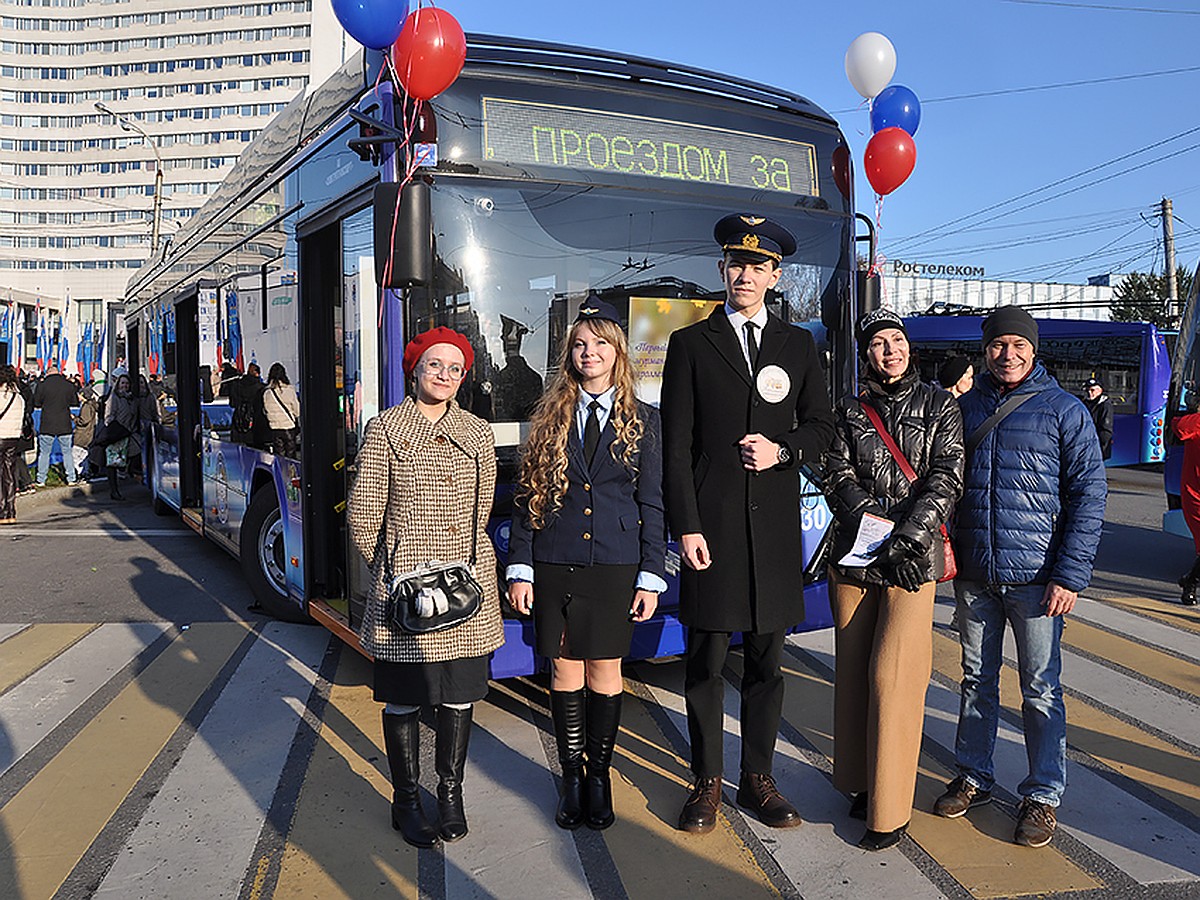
<box><xmin>298</xmin><ymin>202</ymin><xmax>380</xmax><ymax>628</ymax></box>
<box><xmin>173</xmin><ymin>287</ymin><xmax>203</xmax><ymax>508</ymax></box>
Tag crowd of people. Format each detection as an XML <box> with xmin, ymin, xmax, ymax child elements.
<box><xmin>346</xmin><ymin>212</ymin><xmax>1113</xmax><ymax>856</ymax></box>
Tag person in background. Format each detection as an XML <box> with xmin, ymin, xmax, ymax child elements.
<box><xmin>824</xmin><ymin>310</ymin><xmax>964</xmax><ymax>850</ymax></box>
<box><xmin>0</xmin><ymin>364</ymin><xmax>27</xmax><ymax>523</ymax></box>
<box><xmin>14</xmin><ymin>374</ymin><xmax>35</xmax><ymax>494</ymax></box>
<box><xmin>73</xmin><ymin>383</ymin><xmax>99</xmax><ymax>482</ymax></box>
<box><xmin>939</xmin><ymin>356</ymin><xmax>975</xmax><ymax>399</ymax></box>
<box><xmin>33</xmin><ymin>361</ymin><xmax>79</xmax><ymax>486</ymax></box>
<box><xmin>661</xmin><ymin>214</ymin><xmax>835</xmax><ymax>834</ymax></box>
<box><xmin>1081</xmin><ymin>377</ymin><xmax>1113</xmax><ymax>461</ymax></box>
<box><xmin>934</xmin><ymin>306</ymin><xmax>1106</xmax><ymax>848</ymax></box>
<box><xmin>1171</xmin><ymin>393</ymin><xmax>1200</xmax><ymax>606</ymax></box>
<box><xmin>507</xmin><ymin>300</ymin><xmax>666</xmax><ymax>832</ymax></box>
<box><xmin>261</xmin><ymin>362</ymin><xmax>300</xmax><ymax>457</ymax></box>
<box><xmin>103</xmin><ymin>373</ymin><xmax>139</xmax><ymax>500</ymax></box>
<box><xmin>348</xmin><ymin>327</ymin><xmax>504</xmax><ymax>849</ymax></box>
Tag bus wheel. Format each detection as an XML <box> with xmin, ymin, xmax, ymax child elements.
<box><xmin>241</xmin><ymin>489</ymin><xmax>311</xmax><ymax>624</ymax></box>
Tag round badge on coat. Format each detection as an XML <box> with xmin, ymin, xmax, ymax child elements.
<box><xmin>756</xmin><ymin>364</ymin><xmax>791</xmax><ymax>403</ymax></box>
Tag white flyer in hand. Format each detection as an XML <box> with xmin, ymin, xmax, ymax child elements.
<box><xmin>837</xmin><ymin>513</ymin><xmax>894</xmax><ymax>567</ymax></box>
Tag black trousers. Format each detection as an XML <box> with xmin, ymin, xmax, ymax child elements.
<box><xmin>0</xmin><ymin>438</ymin><xmax>20</xmax><ymax>519</ymax></box>
<box><xmin>684</xmin><ymin>627</ymin><xmax>786</xmax><ymax>779</ymax></box>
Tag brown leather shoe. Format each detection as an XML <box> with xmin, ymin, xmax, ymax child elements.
<box><xmin>1014</xmin><ymin>798</ymin><xmax>1057</xmax><ymax>847</ymax></box>
<box><xmin>736</xmin><ymin>772</ymin><xmax>802</xmax><ymax>828</ymax></box>
<box><xmin>678</xmin><ymin>776</ymin><xmax>722</xmax><ymax>834</ymax></box>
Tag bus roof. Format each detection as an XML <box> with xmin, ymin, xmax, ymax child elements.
<box><xmin>125</xmin><ymin>36</ymin><xmax>841</xmax><ymax>303</ymax></box>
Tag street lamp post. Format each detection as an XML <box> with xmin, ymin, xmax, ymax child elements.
<box><xmin>95</xmin><ymin>101</ymin><xmax>163</xmax><ymax>256</ymax></box>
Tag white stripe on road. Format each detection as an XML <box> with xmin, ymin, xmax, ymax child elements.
<box><xmin>637</xmin><ymin>652</ymin><xmax>947</xmax><ymax>899</ymax></box>
<box><xmin>931</xmin><ymin>603</ymin><xmax>1200</xmax><ymax>748</ymax></box>
<box><xmin>1072</xmin><ymin>596</ymin><xmax>1200</xmax><ymax>664</ymax></box>
<box><xmin>0</xmin><ymin>623</ymin><xmax>29</xmax><ymax>644</ymax></box>
<box><xmin>2</xmin><ymin>529</ymin><xmax>191</xmax><ymax>537</ymax></box>
<box><xmin>93</xmin><ymin>623</ymin><xmax>332</xmax><ymax>900</ymax></box>
<box><xmin>0</xmin><ymin>623</ymin><xmax>169</xmax><ymax>778</ymax></box>
<box><xmin>793</xmin><ymin>631</ymin><xmax>1200</xmax><ymax>884</ymax></box>
<box><xmin>446</xmin><ymin>682</ymin><xmax>592</xmax><ymax>899</ymax></box>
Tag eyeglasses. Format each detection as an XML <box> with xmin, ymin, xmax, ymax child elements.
<box><xmin>422</xmin><ymin>359</ymin><xmax>465</xmax><ymax>380</ymax></box>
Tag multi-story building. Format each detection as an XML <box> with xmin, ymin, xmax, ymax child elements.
<box><xmin>0</xmin><ymin>0</ymin><xmax>352</xmax><ymax>371</ymax></box>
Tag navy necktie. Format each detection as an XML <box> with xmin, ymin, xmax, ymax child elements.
<box><xmin>583</xmin><ymin>399</ymin><xmax>601</xmax><ymax>465</ymax></box>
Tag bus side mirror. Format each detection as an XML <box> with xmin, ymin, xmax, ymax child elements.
<box><xmin>374</xmin><ymin>179</ymin><xmax>432</xmax><ymax>288</ymax></box>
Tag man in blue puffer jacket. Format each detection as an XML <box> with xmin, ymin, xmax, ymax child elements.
<box><xmin>932</xmin><ymin>306</ymin><xmax>1106</xmax><ymax>849</ymax></box>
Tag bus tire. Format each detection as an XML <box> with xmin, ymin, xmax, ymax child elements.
<box><xmin>241</xmin><ymin>488</ymin><xmax>312</xmax><ymax>624</ymax></box>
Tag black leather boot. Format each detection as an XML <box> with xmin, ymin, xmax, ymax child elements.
<box><xmin>435</xmin><ymin>705</ymin><xmax>473</xmax><ymax>842</ymax></box>
<box><xmin>550</xmin><ymin>689</ymin><xmax>587</xmax><ymax>830</ymax></box>
<box><xmin>584</xmin><ymin>690</ymin><xmax>622</xmax><ymax>830</ymax></box>
<box><xmin>381</xmin><ymin>710</ymin><xmax>439</xmax><ymax>848</ymax></box>
<box><xmin>1180</xmin><ymin>556</ymin><xmax>1200</xmax><ymax>606</ymax></box>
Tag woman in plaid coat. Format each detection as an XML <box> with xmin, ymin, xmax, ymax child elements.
<box><xmin>349</xmin><ymin>327</ymin><xmax>503</xmax><ymax>849</ymax></box>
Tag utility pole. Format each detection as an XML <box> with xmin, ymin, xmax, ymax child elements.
<box><xmin>1162</xmin><ymin>196</ymin><xmax>1178</xmax><ymax>323</ymax></box>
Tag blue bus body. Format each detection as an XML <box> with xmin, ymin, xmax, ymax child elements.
<box><xmin>125</xmin><ymin>39</ymin><xmax>855</xmax><ymax>678</ymax></box>
<box><xmin>904</xmin><ymin>315</ymin><xmax>1170</xmax><ymax>467</ymax></box>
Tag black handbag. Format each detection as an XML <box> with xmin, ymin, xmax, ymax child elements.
<box><xmin>385</xmin><ymin>452</ymin><xmax>484</xmax><ymax>634</ymax></box>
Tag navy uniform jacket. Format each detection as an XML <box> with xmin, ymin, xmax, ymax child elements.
<box><xmin>661</xmin><ymin>308</ymin><xmax>834</xmax><ymax>633</ymax></box>
<box><xmin>509</xmin><ymin>401</ymin><xmax>667</xmax><ymax>581</ymax></box>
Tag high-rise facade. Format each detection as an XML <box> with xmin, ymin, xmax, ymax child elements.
<box><xmin>0</xmin><ymin>0</ymin><xmax>352</xmax><ymax>369</ymax></box>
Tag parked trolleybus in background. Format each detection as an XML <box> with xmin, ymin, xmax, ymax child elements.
<box><xmin>121</xmin><ymin>37</ymin><xmax>859</xmax><ymax>677</ymax></box>
<box><xmin>904</xmin><ymin>313</ymin><xmax>1171</xmax><ymax>468</ymax></box>
<box><xmin>1165</xmin><ymin>261</ymin><xmax>1200</xmax><ymax>538</ymax></box>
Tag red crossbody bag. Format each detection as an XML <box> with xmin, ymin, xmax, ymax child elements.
<box><xmin>858</xmin><ymin>401</ymin><xmax>957</xmax><ymax>583</ymax></box>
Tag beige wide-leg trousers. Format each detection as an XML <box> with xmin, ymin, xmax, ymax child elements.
<box><xmin>829</xmin><ymin>569</ymin><xmax>936</xmax><ymax>832</ymax></box>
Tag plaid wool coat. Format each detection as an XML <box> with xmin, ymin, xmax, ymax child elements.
<box><xmin>348</xmin><ymin>397</ymin><xmax>503</xmax><ymax>663</ymax></box>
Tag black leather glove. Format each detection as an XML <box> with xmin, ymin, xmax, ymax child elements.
<box><xmin>874</xmin><ymin>534</ymin><xmax>927</xmax><ymax>592</ymax></box>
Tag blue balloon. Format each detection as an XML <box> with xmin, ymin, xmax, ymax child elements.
<box><xmin>331</xmin><ymin>0</ymin><xmax>410</xmax><ymax>51</ymax></box>
<box><xmin>871</xmin><ymin>84</ymin><xmax>921</xmax><ymax>137</ymax></box>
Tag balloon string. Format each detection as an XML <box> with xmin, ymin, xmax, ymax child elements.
<box><xmin>869</xmin><ymin>193</ymin><xmax>889</xmax><ymax>306</ymax></box>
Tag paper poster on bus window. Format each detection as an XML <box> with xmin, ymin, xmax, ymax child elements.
<box><xmin>628</xmin><ymin>297</ymin><xmax>722</xmax><ymax>406</ymax></box>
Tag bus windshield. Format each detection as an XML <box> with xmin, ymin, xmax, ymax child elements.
<box><xmin>407</xmin><ymin>178</ymin><xmax>848</xmax><ymax>441</ymax></box>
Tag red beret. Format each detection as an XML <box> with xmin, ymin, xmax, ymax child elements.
<box><xmin>403</xmin><ymin>327</ymin><xmax>474</xmax><ymax>377</ymax></box>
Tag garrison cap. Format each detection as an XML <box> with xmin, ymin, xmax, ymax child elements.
<box><xmin>714</xmin><ymin>214</ymin><xmax>797</xmax><ymax>263</ymax></box>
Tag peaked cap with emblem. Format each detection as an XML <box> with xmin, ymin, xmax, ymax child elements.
<box><xmin>714</xmin><ymin>213</ymin><xmax>797</xmax><ymax>263</ymax></box>
<box><xmin>575</xmin><ymin>295</ymin><xmax>623</xmax><ymax>326</ymax></box>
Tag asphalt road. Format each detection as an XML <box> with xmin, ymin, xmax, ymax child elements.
<box><xmin>1</xmin><ymin>468</ymin><xmax>1197</xmax><ymax>900</ymax></box>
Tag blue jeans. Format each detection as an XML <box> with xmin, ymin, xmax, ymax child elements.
<box><xmin>953</xmin><ymin>579</ymin><xmax>1066</xmax><ymax>807</ymax></box>
<box><xmin>36</xmin><ymin>433</ymin><xmax>75</xmax><ymax>484</ymax></box>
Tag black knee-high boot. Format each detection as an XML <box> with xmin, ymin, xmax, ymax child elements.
<box><xmin>381</xmin><ymin>710</ymin><xmax>439</xmax><ymax>848</ymax></box>
<box><xmin>550</xmin><ymin>689</ymin><xmax>587</xmax><ymax>829</ymax></box>
<box><xmin>435</xmin><ymin>705</ymin><xmax>473</xmax><ymax>842</ymax></box>
<box><xmin>584</xmin><ymin>691</ymin><xmax>623</xmax><ymax>830</ymax></box>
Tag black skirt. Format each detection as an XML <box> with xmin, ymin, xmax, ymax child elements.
<box><xmin>533</xmin><ymin>562</ymin><xmax>638</xmax><ymax>659</ymax></box>
<box><xmin>373</xmin><ymin>654</ymin><xmax>490</xmax><ymax>706</ymax></box>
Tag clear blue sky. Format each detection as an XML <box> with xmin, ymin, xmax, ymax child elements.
<box><xmin>431</xmin><ymin>0</ymin><xmax>1200</xmax><ymax>285</ymax></box>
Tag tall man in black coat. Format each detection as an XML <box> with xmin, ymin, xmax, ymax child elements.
<box><xmin>33</xmin><ymin>363</ymin><xmax>80</xmax><ymax>485</ymax></box>
<box><xmin>662</xmin><ymin>214</ymin><xmax>835</xmax><ymax>833</ymax></box>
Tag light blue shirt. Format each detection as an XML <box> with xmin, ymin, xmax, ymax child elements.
<box><xmin>506</xmin><ymin>385</ymin><xmax>667</xmax><ymax>594</ymax></box>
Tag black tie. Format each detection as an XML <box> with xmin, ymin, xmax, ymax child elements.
<box><xmin>744</xmin><ymin>321</ymin><xmax>760</xmax><ymax>373</ymax></box>
<box><xmin>583</xmin><ymin>399</ymin><xmax>601</xmax><ymax>465</ymax></box>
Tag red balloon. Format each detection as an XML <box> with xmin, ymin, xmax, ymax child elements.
<box><xmin>831</xmin><ymin>144</ymin><xmax>851</xmax><ymax>199</ymax></box>
<box><xmin>393</xmin><ymin>8</ymin><xmax>467</xmax><ymax>101</ymax></box>
<box><xmin>863</xmin><ymin>127</ymin><xmax>916</xmax><ymax>196</ymax></box>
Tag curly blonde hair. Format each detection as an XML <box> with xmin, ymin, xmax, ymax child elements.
<box><xmin>518</xmin><ymin>317</ymin><xmax>644</xmax><ymax>529</ymax></box>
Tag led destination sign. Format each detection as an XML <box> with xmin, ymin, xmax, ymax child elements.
<box><xmin>482</xmin><ymin>97</ymin><xmax>818</xmax><ymax>196</ymax></box>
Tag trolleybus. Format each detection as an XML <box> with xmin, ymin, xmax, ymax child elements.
<box><xmin>122</xmin><ymin>37</ymin><xmax>858</xmax><ymax>677</ymax></box>
<box><xmin>905</xmin><ymin>314</ymin><xmax>1170</xmax><ymax>468</ymax></box>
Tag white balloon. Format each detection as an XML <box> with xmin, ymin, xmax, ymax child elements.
<box><xmin>845</xmin><ymin>32</ymin><xmax>897</xmax><ymax>100</ymax></box>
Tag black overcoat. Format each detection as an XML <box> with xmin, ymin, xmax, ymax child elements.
<box><xmin>661</xmin><ymin>308</ymin><xmax>834</xmax><ymax>632</ymax></box>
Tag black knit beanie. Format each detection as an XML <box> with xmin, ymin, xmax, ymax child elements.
<box><xmin>981</xmin><ymin>306</ymin><xmax>1038</xmax><ymax>352</ymax></box>
<box><xmin>855</xmin><ymin>308</ymin><xmax>907</xmax><ymax>360</ymax></box>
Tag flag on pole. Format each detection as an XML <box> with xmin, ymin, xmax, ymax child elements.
<box><xmin>83</xmin><ymin>322</ymin><xmax>94</xmax><ymax>381</ymax></box>
<box><xmin>97</xmin><ymin>317</ymin><xmax>107</xmax><ymax>374</ymax></box>
<box><xmin>9</xmin><ymin>299</ymin><xmax>20</xmax><ymax>373</ymax></box>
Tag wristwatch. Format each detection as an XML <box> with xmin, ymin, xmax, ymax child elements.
<box><xmin>776</xmin><ymin>443</ymin><xmax>792</xmax><ymax>466</ymax></box>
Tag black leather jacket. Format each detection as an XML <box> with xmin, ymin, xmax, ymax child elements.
<box><xmin>824</xmin><ymin>366</ymin><xmax>965</xmax><ymax>584</ymax></box>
